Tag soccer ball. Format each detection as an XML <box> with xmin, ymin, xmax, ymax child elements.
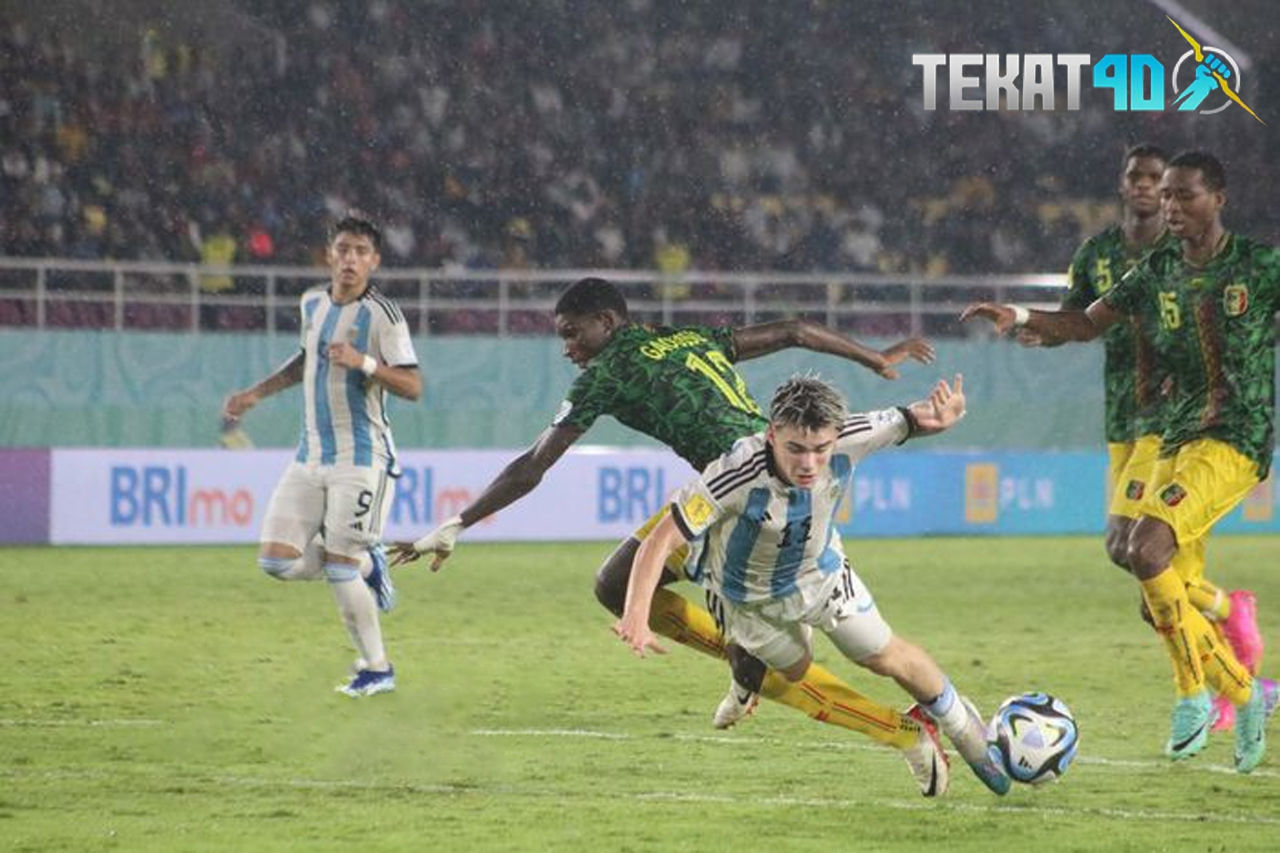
<box><xmin>989</xmin><ymin>692</ymin><xmax>1079</xmax><ymax>785</ymax></box>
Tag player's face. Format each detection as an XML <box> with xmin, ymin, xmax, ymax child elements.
<box><xmin>767</xmin><ymin>423</ymin><xmax>839</xmax><ymax>490</ymax></box>
<box><xmin>555</xmin><ymin>311</ymin><xmax>615</xmax><ymax>368</ymax></box>
<box><xmin>328</xmin><ymin>232</ymin><xmax>381</xmax><ymax>301</ymax></box>
<box><xmin>1159</xmin><ymin>167</ymin><xmax>1224</xmax><ymax>241</ymax></box>
<box><xmin>1120</xmin><ymin>155</ymin><xmax>1165</xmax><ymax>217</ymax></box>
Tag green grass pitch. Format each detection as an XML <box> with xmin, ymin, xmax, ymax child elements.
<box><xmin>3</xmin><ymin>536</ymin><xmax>1279</xmax><ymax>852</ymax></box>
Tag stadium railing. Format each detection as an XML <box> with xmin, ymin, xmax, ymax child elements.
<box><xmin>0</xmin><ymin>257</ymin><xmax>1066</xmax><ymax>337</ymax></box>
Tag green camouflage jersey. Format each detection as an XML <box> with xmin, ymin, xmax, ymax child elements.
<box><xmin>553</xmin><ymin>324</ymin><xmax>768</xmax><ymax>471</ymax></box>
<box><xmin>1064</xmin><ymin>226</ymin><xmax>1176</xmax><ymax>442</ymax></box>
<box><xmin>1104</xmin><ymin>233</ymin><xmax>1280</xmax><ymax>477</ymax></box>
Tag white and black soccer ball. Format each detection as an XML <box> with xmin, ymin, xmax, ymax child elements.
<box><xmin>988</xmin><ymin>692</ymin><xmax>1079</xmax><ymax>785</ymax></box>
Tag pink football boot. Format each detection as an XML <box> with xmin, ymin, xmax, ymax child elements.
<box><xmin>1222</xmin><ymin>590</ymin><xmax>1264</xmax><ymax>674</ymax></box>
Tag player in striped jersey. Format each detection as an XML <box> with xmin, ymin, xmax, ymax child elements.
<box><xmin>223</xmin><ymin>213</ymin><xmax>422</xmax><ymax>697</ymax></box>
<box><xmin>614</xmin><ymin>374</ymin><xmax>1009</xmax><ymax>796</ymax></box>
<box><xmin>962</xmin><ymin>152</ymin><xmax>1279</xmax><ymax>772</ymax></box>
<box><xmin>392</xmin><ymin>277</ymin><xmax>951</xmax><ymax>774</ymax></box>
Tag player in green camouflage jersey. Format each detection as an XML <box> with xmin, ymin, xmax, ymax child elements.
<box><xmin>1056</xmin><ymin>146</ymin><xmax>1174</xmax><ymax>574</ymax></box>
<box><xmin>962</xmin><ymin>151</ymin><xmax>1279</xmax><ymax>773</ymax></box>
<box><xmin>553</xmin><ymin>322</ymin><xmax>767</xmax><ymax>472</ymax></box>
<box><xmin>392</xmin><ymin>278</ymin><xmax>960</xmax><ymax>772</ymax></box>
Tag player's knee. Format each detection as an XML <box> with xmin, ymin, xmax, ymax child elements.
<box><xmin>594</xmin><ymin>540</ymin><xmax>639</xmax><ymax>616</ymax></box>
<box><xmin>258</xmin><ymin>555</ymin><xmax>298</xmax><ymax>580</ymax></box>
<box><xmin>727</xmin><ymin>644</ymin><xmax>767</xmax><ymax>693</ymax></box>
<box><xmin>1104</xmin><ymin>522</ymin><xmax>1132</xmax><ymax>571</ymax></box>
<box><xmin>1126</xmin><ymin>522</ymin><xmax>1176</xmax><ymax>579</ymax></box>
<box><xmin>323</xmin><ymin>560</ymin><xmax>361</xmax><ymax>583</ymax></box>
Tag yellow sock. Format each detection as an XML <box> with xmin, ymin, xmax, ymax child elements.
<box><xmin>1141</xmin><ymin>569</ymin><xmax>1206</xmax><ymax>697</ymax></box>
<box><xmin>760</xmin><ymin>663</ymin><xmax>919</xmax><ymax>749</ymax></box>
<box><xmin>1185</xmin><ymin>578</ymin><xmax>1230</xmax><ymax>622</ymax></box>
<box><xmin>1200</xmin><ymin>622</ymin><xmax>1254</xmax><ymax>705</ymax></box>
<box><xmin>648</xmin><ymin>588</ymin><xmax>727</xmax><ymax>659</ymax></box>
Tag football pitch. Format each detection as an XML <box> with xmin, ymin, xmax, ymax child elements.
<box><xmin>4</xmin><ymin>537</ymin><xmax>1279</xmax><ymax>852</ymax></box>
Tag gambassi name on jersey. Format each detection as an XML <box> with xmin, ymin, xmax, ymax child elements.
<box><xmin>639</xmin><ymin>330</ymin><xmax>714</xmax><ymax>360</ymax></box>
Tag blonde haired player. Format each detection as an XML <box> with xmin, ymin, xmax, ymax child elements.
<box><xmin>615</xmin><ymin>374</ymin><xmax>1011</xmax><ymax>797</ymax></box>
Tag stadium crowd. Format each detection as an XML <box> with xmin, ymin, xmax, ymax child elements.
<box><xmin>3</xmin><ymin>1</ymin><xmax>1275</xmax><ymax>284</ymax></box>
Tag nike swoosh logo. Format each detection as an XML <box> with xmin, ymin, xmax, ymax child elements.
<box><xmin>1171</xmin><ymin>721</ymin><xmax>1208</xmax><ymax>752</ymax></box>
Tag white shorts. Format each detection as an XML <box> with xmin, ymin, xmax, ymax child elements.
<box><xmin>706</xmin><ymin>563</ymin><xmax>892</xmax><ymax>671</ymax></box>
<box><xmin>260</xmin><ymin>462</ymin><xmax>393</xmax><ymax>559</ymax></box>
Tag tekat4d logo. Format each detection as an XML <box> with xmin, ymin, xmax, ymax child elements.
<box><xmin>912</xmin><ymin>16</ymin><xmax>1264</xmax><ymax>125</ymax></box>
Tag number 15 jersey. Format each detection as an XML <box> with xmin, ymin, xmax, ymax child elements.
<box><xmin>553</xmin><ymin>324</ymin><xmax>768</xmax><ymax>471</ymax></box>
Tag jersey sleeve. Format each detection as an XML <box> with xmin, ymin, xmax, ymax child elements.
<box><xmin>836</xmin><ymin>408</ymin><xmax>910</xmax><ymax>460</ymax></box>
<box><xmin>374</xmin><ymin>307</ymin><xmax>418</xmax><ymax>368</ymax></box>
<box><xmin>704</xmin><ymin>325</ymin><xmax>740</xmax><ymax>361</ymax></box>
<box><xmin>1102</xmin><ymin>259</ymin><xmax>1152</xmax><ymax>316</ymax></box>
<box><xmin>1061</xmin><ymin>242</ymin><xmax>1096</xmax><ymax>310</ymax></box>
<box><xmin>669</xmin><ymin>441</ymin><xmax>757</xmax><ymax>540</ymax></box>
<box><xmin>552</xmin><ymin>366</ymin><xmax>611</xmax><ymax>431</ymax></box>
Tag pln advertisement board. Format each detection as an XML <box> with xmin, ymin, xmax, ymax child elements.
<box><xmin>11</xmin><ymin>447</ymin><xmax>1279</xmax><ymax>545</ymax></box>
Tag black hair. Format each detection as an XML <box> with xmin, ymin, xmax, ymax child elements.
<box><xmin>1168</xmin><ymin>151</ymin><xmax>1227</xmax><ymax>192</ymax></box>
<box><xmin>554</xmin><ymin>277</ymin><xmax>630</xmax><ymax>319</ymax></box>
<box><xmin>1123</xmin><ymin>143</ymin><xmax>1168</xmax><ymax>168</ymax></box>
<box><xmin>329</xmin><ymin>212</ymin><xmax>382</xmax><ymax>252</ymax></box>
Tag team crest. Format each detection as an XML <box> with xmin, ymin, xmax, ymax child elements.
<box><xmin>1223</xmin><ymin>284</ymin><xmax>1249</xmax><ymax>316</ymax></box>
<box><xmin>1125</xmin><ymin>480</ymin><xmax>1145</xmax><ymax>501</ymax></box>
<box><xmin>1160</xmin><ymin>483</ymin><xmax>1188</xmax><ymax>507</ymax></box>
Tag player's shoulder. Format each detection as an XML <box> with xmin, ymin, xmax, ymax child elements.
<box><xmin>360</xmin><ymin>284</ymin><xmax>406</xmax><ymax>324</ymax></box>
<box><xmin>1076</xmin><ymin>225</ymin><xmax>1123</xmax><ymax>256</ymax></box>
<box><xmin>701</xmin><ymin>433</ymin><xmax>769</xmax><ymax>499</ymax></box>
<box><xmin>301</xmin><ymin>283</ymin><xmax>328</xmax><ymax>304</ymax></box>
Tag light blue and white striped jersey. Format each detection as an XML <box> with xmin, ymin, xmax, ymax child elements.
<box><xmin>296</xmin><ymin>284</ymin><xmax>418</xmax><ymax>471</ymax></box>
<box><xmin>671</xmin><ymin>408</ymin><xmax>908</xmax><ymax>604</ymax></box>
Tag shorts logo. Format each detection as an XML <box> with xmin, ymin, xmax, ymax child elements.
<box><xmin>1160</xmin><ymin>482</ymin><xmax>1188</xmax><ymax>507</ymax></box>
<box><xmin>1126</xmin><ymin>480</ymin><xmax>1145</xmax><ymax>501</ymax></box>
<box><xmin>681</xmin><ymin>493</ymin><xmax>715</xmax><ymax>529</ymax></box>
<box><xmin>1223</xmin><ymin>284</ymin><xmax>1249</xmax><ymax>316</ymax></box>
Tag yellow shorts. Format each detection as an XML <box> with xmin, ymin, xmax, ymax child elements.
<box><xmin>1139</xmin><ymin>438</ymin><xmax>1259</xmax><ymax>547</ymax></box>
<box><xmin>1107</xmin><ymin>435</ymin><xmax>1162</xmax><ymax>520</ymax></box>
<box><xmin>634</xmin><ymin>505</ymin><xmax>691</xmax><ymax>573</ymax></box>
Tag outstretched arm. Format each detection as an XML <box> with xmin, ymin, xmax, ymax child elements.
<box><xmin>959</xmin><ymin>298</ymin><xmax>1124</xmax><ymax>342</ymax></box>
<box><xmin>731</xmin><ymin>319</ymin><xmax>935</xmax><ymax>379</ymax></box>
<box><xmin>390</xmin><ymin>423</ymin><xmax>585</xmax><ymax>568</ymax></box>
<box><xmin>222</xmin><ymin>351</ymin><xmax>305</xmax><ymax>422</ymax></box>
<box><xmin>612</xmin><ymin>512</ymin><xmax>686</xmax><ymax>657</ymax></box>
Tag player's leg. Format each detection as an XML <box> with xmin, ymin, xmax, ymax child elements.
<box><xmin>1104</xmin><ymin>439</ymin><xmax>1147</xmax><ymax>573</ymax></box>
<box><xmin>723</xmin><ymin>601</ymin><xmax>948</xmax><ymax>797</ymax></box>
<box><xmin>814</xmin><ymin>570</ymin><xmax>1008</xmax><ymax>796</ymax></box>
<box><xmin>324</xmin><ymin>466</ymin><xmax>395</xmax><ymax>697</ymax></box>
<box><xmin>258</xmin><ymin>462</ymin><xmax>326</xmax><ymax>580</ymax></box>
<box><xmin>594</xmin><ymin>534</ymin><xmax>725</xmax><ymax>657</ymax></box>
<box><xmin>1130</xmin><ymin>439</ymin><xmax>1262</xmax><ymax>764</ymax></box>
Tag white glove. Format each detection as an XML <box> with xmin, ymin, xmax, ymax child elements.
<box><xmin>413</xmin><ymin>514</ymin><xmax>465</xmax><ymax>556</ymax></box>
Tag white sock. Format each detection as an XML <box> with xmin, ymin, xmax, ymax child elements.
<box><xmin>329</xmin><ymin>578</ymin><xmax>389</xmax><ymax>671</ymax></box>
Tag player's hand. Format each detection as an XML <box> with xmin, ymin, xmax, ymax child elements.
<box><xmin>612</xmin><ymin>612</ymin><xmax>668</xmax><ymax>658</ymax></box>
<box><xmin>327</xmin><ymin>341</ymin><xmax>365</xmax><ymax>371</ymax></box>
<box><xmin>222</xmin><ymin>389</ymin><xmax>260</xmax><ymax>421</ymax></box>
<box><xmin>959</xmin><ymin>303</ymin><xmax>1016</xmax><ymax>334</ymax></box>
<box><xmin>875</xmin><ymin>337</ymin><xmax>936</xmax><ymax>379</ymax></box>
<box><xmin>391</xmin><ymin>515</ymin><xmax>465</xmax><ymax>571</ymax></box>
<box><xmin>913</xmin><ymin>374</ymin><xmax>965</xmax><ymax>431</ymax></box>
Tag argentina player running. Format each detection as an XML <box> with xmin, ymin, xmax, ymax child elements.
<box><xmin>223</xmin><ymin>213</ymin><xmax>422</xmax><ymax>697</ymax></box>
<box><xmin>614</xmin><ymin>374</ymin><xmax>1010</xmax><ymax>797</ymax></box>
